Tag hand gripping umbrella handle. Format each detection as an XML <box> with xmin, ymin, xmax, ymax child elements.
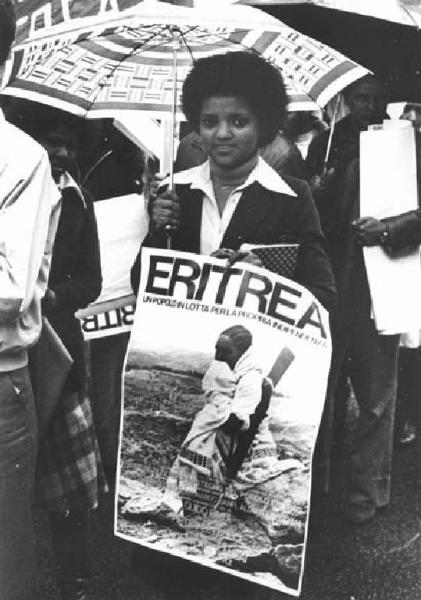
<box><xmin>165</xmin><ymin>224</ymin><xmax>176</xmax><ymax>249</ymax></box>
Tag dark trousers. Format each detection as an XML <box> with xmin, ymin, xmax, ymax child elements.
<box><xmin>49</xmin><ymin>509</ymin><xmax>89</xmax><ymax>586</ymax></box>
<box><xmin>90</xmin><ymin>333</ymin><xmax>129</xmax><ymax>477</ymax></box>
<box><xmin>396</xmin><ymin>347</ymin><xmax>421</xmax><ymax>434</ymax></box>
<box><xmin>315</xmin><ymin>317</ymin><xmax>399</xmax><ymax>507</ymax></box>
<box><xmin>0</xmin><ymin>366</ymin><xmax>38</xmax><ymax>600</ymax></box>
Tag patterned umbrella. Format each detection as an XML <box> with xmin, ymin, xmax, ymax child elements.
<box><xmin>235</xmin><ymin>0</ymin><xmax>421</xmax><ymax>27</ymax></box>
<box><xmin>1</xmin><ymin>1</ymin><xmax>368</xmax><ymax>117</ymax></box>
<box><xmin>232</xmin><ymin>0</ymin><xmax>421</xmax><ymax>102</ymax></box>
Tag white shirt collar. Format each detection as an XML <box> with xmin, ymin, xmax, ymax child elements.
<box><xmin>172</xmin><ymin>156</ymin><xmax>297</xmax><ymax>198</ymax></box>
<box><xmin>58</xmin><ymin>171</ymin><xmax>86</xmax><ymax>208</ymax></box>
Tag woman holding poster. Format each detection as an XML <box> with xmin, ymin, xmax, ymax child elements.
<box><xmin>125</xmin><ymin>50</ymin><xmax>335</xmax><ymax>595</ymax></box>
<box><xmin>131</xmin><ymin>51</ymin><xmax>336</xmax><ymax>314</ymax></box>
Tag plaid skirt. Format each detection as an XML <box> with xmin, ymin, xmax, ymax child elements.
<box><xmin>35</xmin><ymin>390</ymin><xmax>108</xmax><ymax>513</ymax></box>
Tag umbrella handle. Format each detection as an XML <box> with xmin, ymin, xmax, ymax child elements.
<box><xmin>165</xmin><ymin>225</ymin><xmax>174</xmax><ymax>249</ymax></box>
<box><xmin>169</xmin><ymin>27</ymin><xmax>181</xmax><ymax>192</ymax></box>
<box><xmin>165</xmin><ymin>28</ymin><xmax>181</xmax><ymax>251</ymax></box>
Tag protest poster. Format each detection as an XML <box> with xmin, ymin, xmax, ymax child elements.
<box><xmin>77</xmin><ymin>193</ymin><xmax>148</xmax><ymax>339</ymax></box>
<box><xmin>116</xmin><ymin>248</ymin><xmax>331</xmax><ymax>596</ymax></box>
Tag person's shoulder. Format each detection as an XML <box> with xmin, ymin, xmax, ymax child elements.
<box><xmin>308</xmin><ymin>127</ymin><xmax>330</xmax><ymax>150</ymax></box>
<box><xmin>175</xmin><ymin>131</ymin><xmax>207</xmax><ymax>171</ymax></box>
<box><xmin>262</xmin><ymin>132</ymin><xmax>291</xmax><ymax>155</ymax></box>
<box><xmin>280</xmin><ymin>174</ymin><xmax>314</xmax><ymax>211</ymax></box>
<box><xmin>261</xmin><ymin>132</ymin><xmax>307</xmax><ymax>178</ymax></box>
<box><xmin>253</xmin><ymin>158</ymin><xmax>297</xmax><ymax>198</ymax></box>
<box><xmin>3</xmin><ymin>120</ymin><xmax>44</xmax><ymax>156</ymax></box>
<box><xmin>309</xmin><ymin>116</ymin><xmax>356</xmax><ymax>151</ymax></box>
<box><xmin>281</xmin><ymin>173</ymin><xmax>311</xmax><ymax>196</ymax></box>
<box><xmin>178</xmin><ymin>130</ymin><xmax>202</xmax><ymax>150</ymax></box>
<box><xmin>2</xmin><ymin>119</ymin><xmax>48</xmax><ymax>169</ymax></box>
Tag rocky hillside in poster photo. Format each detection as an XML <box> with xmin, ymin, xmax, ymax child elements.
<box><xmin>117</xmin><ymin>349</ymin><xmax>313</xmax><ymax>591</ymax></box>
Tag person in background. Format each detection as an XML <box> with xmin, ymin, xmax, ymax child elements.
<box><xmin>28</xmin><ymin>117</ymin><xmax>105</xmax><ymax>600</ymax></box>
<box><xmin>314</xmin><ymin>99</ymin><xmax>421</xmax><ymax>523</ymax></box>
<box><xmin>0</xmin><ymin>3</ymin><xmax>62</xmax><ymax>598</ymax></box>
<box><xmin>80</xmin><ymin>120</ymin><xmax>145</xmax><ymax>489</ymax></box>
<box><xmin>283</xmin><ymin>111</ymin><xmax>328</xmax><ymax>159</ymax></box>
<box><xmin>306</xmin><ymin>74</ymin><xmax>389</xmax><ymax>234</ymax></box>
<box><xmin>394</xmin><ymin>103</ymin><xmax>421</xmax><ymax>447</ymax></box>
<box><xmin>79</xmin><ymin>119</ymin><xmax>143</xmax><ymax>200</ymax></box>
<box><xmin>306</xmin><ymin>75</ymin><xmax>390</xmax><ymax>503</ymax></box>
<box><xmin>132</xmin><ymin>51</ymin><xmax>336</xmax><ymax>313</ymax></box>
<box><xmin>395</xmin><ymin>346</ymin><xmax>421</xmax><ymax>446</ymax></box>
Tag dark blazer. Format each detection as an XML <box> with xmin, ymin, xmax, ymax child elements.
<box><xmin>131</xmin><ymin>176</ymin><xmax>336</xmax><ymax>313</ymax></box>
<box><xmin>44</xmin><ymin>185</ymin><xmax>102</xmax><ymax>390</ymax></box>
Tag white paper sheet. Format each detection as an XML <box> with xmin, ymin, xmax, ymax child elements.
<box><xmin>360</xmin><ymin>121</ymin><xmax>421</xmax><ymax>334</ymax></box>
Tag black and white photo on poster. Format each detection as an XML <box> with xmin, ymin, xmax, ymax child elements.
<box><xmin>116</xmin><ymin>248</ymin><xmax>331</xmax><ymax>596</ymax></box>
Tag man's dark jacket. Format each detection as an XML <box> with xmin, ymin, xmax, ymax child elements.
<box><xmin>306</xmin><ymin>115</ymin><xmax>364</xmax><ymax>236</ymax></box>
<box><xmin>320</xmin><ymin>158</ymin><xmax>421</xmax><ymax>331</ymax></box>
<box><xmin>44</xmin><ymin>186</ymin><xmax>102</xmax><ymax>390</ymax></box>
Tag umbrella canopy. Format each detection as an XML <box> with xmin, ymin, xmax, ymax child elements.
<box><xmin>1</xmin><ymin>1</ymin><xmax>368</xmax><ymax>117</ymax></box>
<box><xmin>234</xmin><ymin>1</ymin><xmax>421</xmax><ymax>102</ymax></box>
<box><xmin>236</xmin><ymin>0</ymin><xmax>421</xmax><ymax>27</ymax></box>
<box><xmin>13</xmin><ymin>0</ymin><xmax>195</xmax><ymax>45</ymax></box>
<box><xmin>308</xmin><ymin>0</ymin><xmax>421</xmax><ymax>27</ymax></box>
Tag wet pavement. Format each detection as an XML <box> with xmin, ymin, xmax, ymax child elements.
<box><xmin>35</xmin><ymin>439</ymin><xmax>421</xmax><ymax>600</ymax></box>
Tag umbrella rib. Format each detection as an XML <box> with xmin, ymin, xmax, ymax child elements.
<box><xmin>122</xmin><ymin>23</ymin><xmax>199</xmax><ymax>56</ymax></box>
<box><xmin>82</xmin><ymin>24</ymin><xmax>174</xmax><ymax>113</ymax></box>
<box><xmin>111</xmin><ymin>23</ymin><xmax>173</xmax><ymax>52</ymax></box>
<box><xmin>79</xmin><ymin>24</ymin><xmax>201</xmax><ymax>114</ymax></box>
<box><xmin>398</xmin><ymin>1</ymin><xmax>420</xmax><ymax>29</ymax></box>
<box><xmin>183</xmin><ymin>26</ymin><xmax>268</xmax><ymax>56</ymax></box>
<box><xmin>173</xmin><ymin>26</ymin><xmax>198</xmax><ymax>64</ymax></box>
<box><xmin>81</xmin><ymin>149</ymin><xmax>113</xmax><ymax>186</ymax></box>
<box><xmin>12</xmin><ymin>23</ymin><xmax>170</xmax><ymax>103</ymax></box>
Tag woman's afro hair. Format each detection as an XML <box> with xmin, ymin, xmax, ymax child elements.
<box><xmin>182</xmin><ymin>51</ymin><xmax>289</xmax><ymax>147</ymax></box>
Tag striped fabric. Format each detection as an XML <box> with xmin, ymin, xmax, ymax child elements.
<box><xmin>3</xmin><ymin>10</ymin><xmax>368</xmax><ymax>116</ymax></box>
<box><xmin>35</xmin><ymin>390</ymin><xmax>108</xmax><ymax>512</ymax></box>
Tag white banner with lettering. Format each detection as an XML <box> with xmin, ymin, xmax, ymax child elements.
<box><xmin>76</xmin><ymin>194</ymin><xmax>148</xmax><ymax>340</ymax></box>
<box><xmin>116</xmin><ymin>248</ymin><xmax>331</xmax><ymax>596</ymax></box>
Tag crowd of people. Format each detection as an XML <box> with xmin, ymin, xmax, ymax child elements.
<box><xmin>0</xmin><ymin>0</ymin><xmax>421</xmax><ymax>598</ymax></box>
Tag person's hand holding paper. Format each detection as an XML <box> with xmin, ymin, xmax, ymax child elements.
<box><xmin>352</xmin><ymin>216</ymin><xmax>388</xmax><ymax>246</ymax></box>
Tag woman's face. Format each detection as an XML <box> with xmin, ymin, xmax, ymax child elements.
<box><xmin>199</xmin><ymin>95</ymin><xmax>260</xmax><ymax>170</ymax></box>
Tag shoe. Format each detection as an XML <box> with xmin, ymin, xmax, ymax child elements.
<box><xmin>59</xmin><ymin>577</ymin><xmax>90</xmax><ymax>600</ymax></box>
<box><xmin>343</xmin><ymin>500</ymin><xmax>376</xmax><ymax>525</ymax></box>
<box><xmin>398</xmin><ymin>421</ymin><xmax>417</xmax><ymax>446</ymax></box>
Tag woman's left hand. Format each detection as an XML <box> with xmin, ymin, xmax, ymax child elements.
<box><xmin>211</xmin><ymin>248</ymin><xmax>236</xmax><ymax>260</ymax></box>
<box><xmin>226</xmin><ymin>250</ymin><xmax>263</xmax><ymax>268</ymax></box>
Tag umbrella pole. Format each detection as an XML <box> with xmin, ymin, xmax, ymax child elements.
<box><xmin>165</xmin><ymin>28</ymin><xmax>181</xmax><ymax>250</ymax></box>
<box><xmin>323</xmin><ymin>93</ymin><xmax>341</xmax><ymax>174</ymax></box>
